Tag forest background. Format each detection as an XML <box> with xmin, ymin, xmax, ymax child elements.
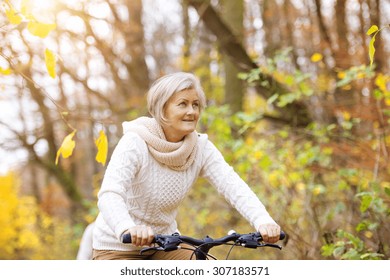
<box><xmin>0</xmin><ymin>0</ymin><xmax>389</xmax><ymax>260</ymax></box>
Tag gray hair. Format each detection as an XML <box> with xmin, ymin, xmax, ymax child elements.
<box><xmin>147</xmin><ymin>72</ymin><xmax>207</xmax><ymax>124</ymax></box>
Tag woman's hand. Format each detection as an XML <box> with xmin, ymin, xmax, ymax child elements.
<box><xmin>125</xmin><ymin>225</ymin><xmax>154</xmax><ymax>247</ymax></box>
<box><xmin>257</xmin><ymin>223</ymin><xmax>281</xmax><ymax>243</ymax></box>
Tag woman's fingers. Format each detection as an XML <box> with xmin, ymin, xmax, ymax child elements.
<box><xmin>129</xmin><ymin>225</ymin><xmax>155</xmax><ymax>247</ymax></box>
<box><xmin>258</xmin><ymin>224</ymin><xmax>281</xmax><ymax>243</ymax></box>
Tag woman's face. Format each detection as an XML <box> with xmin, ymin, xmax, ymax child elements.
<box><xmin>162</xmin><ymin>88</ymin><xmax>200</xmax><ymax>142</ymax></box>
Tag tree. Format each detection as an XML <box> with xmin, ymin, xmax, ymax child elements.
<box><xmin>220</xmin><ymin>0</ymin><xmax>244</xmax><ymax>114</ymax></box>
<box><xmin>188</xmin><ymin>0</ymin><xmax>311</xmax><ymax>126</ymax></box>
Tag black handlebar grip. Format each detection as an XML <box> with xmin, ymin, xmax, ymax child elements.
<box><xmin>122</xmin><ymin>233</ymin><xmax>132</xmax><ymax>243</ymax></box>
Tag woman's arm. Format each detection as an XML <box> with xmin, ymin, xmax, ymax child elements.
<box><xmin>199</xmin><ymin>140</ymin><xmax>280</xmax><ymax>241</ymax></box>
<box><xmin>97</xmin><ymin>133</ymin><xmax>144</xmax><ymax>240</ymax></box>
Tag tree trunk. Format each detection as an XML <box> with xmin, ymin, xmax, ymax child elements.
<box><xmin>261</xmin><ymin>0</ymin><xmax>282</xmax><ymax>57</ymax></box>
<box><xmin>182</xmin><ymin>0</ymin><xmax>191</xmax><ymax>72</ymax></box>
<box><xmin>220</xmin><ymin>0</ymin><xmax>244</xmax><ymax>114</ymax></box>
<box><xmin>124</xmin><ymin>0</ymin><xmax>150</xmax><ymax>98</ymax></box>
<box><xmin>188</xmin><ymin>0</ymin><xmax>311</xmax><ymax>126</ymax></box>
<box><xmin>334</xmin><ymin>0</ymin><xmax>350</xmax><ymax>70</ymax></box>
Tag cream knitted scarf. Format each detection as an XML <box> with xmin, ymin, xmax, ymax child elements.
<box><xmin>122</xmin><ymin>117</ymin><xmax>198</xmax><ymax>171</ymax></box>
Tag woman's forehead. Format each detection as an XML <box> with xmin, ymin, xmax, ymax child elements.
<box><xmin>170</xmin><ymin>88</ymin><xmax>199</xmax><ymax>100</ymax></box>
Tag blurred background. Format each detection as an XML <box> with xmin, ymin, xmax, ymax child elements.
<box><xmin>0</xmin><ymin>0</ymin><xmax>389</xmax><ymax>260</ymax></box>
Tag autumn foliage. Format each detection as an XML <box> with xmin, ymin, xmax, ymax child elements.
<box><xmin>0</xmin><ymin>0</ymin><xmax>389</xmax><ymax>260</ymax></box>
<box><xmin>0</xmin><ymin>172</ymin><xmax>79</xmax><ymax>259</ymax></box>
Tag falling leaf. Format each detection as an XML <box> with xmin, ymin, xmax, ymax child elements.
<box><xmin>5</xmin><ymin>7</ymin><xmax>23</xmax><ymax>25</ymax></box>
<box><xmin>368</xmin><ymin>34</ymin><xmax>376</xmax><ymax>69</ymax></box>
<box><xmin>366</xmin><ymin>25</ymin><xmax>379</xmax><ymax>35</ymax></box>
<box><xmin>55</xmin><ymin>130</ymin><xmax>77</xmax><ymax>165</ymax></box>
<box><xmin>95</xmin><ymin>130</ymin><xmax>108</xmax><ymax>166</ymax></box>
<box><xmin>45</xmin><ymin>49</ymin><xmax>56</xmax><ymax>78</ymax></box>
<box><xmin>0</xmin><ymin>67</ymin><xmax>12</xmax><ymax>75</ymax></box>
<box><xmin>27</xmin><ymin>20</ymin><xmax>56</xmax><ymax>38</ymax></box>
<box><xmin>311</xmin><ymin>53</ymin><xmax>323</xmax><ymax>62</ymax></box>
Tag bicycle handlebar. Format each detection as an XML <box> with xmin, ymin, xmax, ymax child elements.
<box><xmin>122</xmin><ymin>230</ymin><xmax>286</xmax><ymax>247</ymax></box>
<box><xmin>122</xmin><ymin>230</ymin><xmax>285</xmax><ymax>259</ymax></box>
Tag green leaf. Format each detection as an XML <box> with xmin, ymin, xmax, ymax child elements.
<box><xmin>342</xmin><ymin>249</ymin><xmax>360</xmax><ymax>260</ymax></box>
<box><xmin>237</xmin><ymin>72</ymin><xmax>248</xmax><ymax>80</ymax></box>
<box><xmin>333</xmin><ymin>246</ymin><xmax>345</xmax><ymax>258</ymax></box>
<box><xmin>267</xmin><ymin>93</ymin><xmax>279</xmax><ymax>104</ymax></box>
<box><xmin>385</xmin><ymin>187</ymin><xmax>390</xmax><ymax>197</ymax></box>
<box><xmin>321</xmin><ymin>244</ymin><xmax>335</xmax><ymax>257</ymax></box>
<box><xmin>338</xmin><ymin>168</ymin><xmax>358</xmax><ymax>178</ymax></box>
<box><xmin>357</xmin><ymin>192</ymin><xmax>373</xmax><ymax>212</ymax></box>
<box><xmin>277</xmin><ymin>93</ymin><xmax>297</xmax><ymax>107</ymax></box>
<box><xmin>373</xmin><ymin>89</ymin><xmax>383</xmax><ymax>100</ymax></box>
<box><xmin>356</xmin><ymin>221</ymin><xmax>368</xmax><ymax>232</ymax></box>
<box><xmin>360</xmin><ymin>253</ymin><xmax>384</xmax><ymax>260</ymax></box>
<box><xmin>259</xmin><ymin>155</ymin><xmax>272</xmax><ymax>171</ymax></box>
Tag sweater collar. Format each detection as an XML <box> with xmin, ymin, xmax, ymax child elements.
<box><xmin>122</xmin><ymin>117</ymin><xmax>198</xmax><ymax>171</ymax></box>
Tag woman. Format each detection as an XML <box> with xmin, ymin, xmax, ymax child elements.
<box><xmin>92</xmin><ymin>72</ymin><xmax>281</xmax><ymax>260</ymax></box>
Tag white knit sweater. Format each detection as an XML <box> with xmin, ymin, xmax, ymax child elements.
<box><xmin>92</xmin><ymin>131</ymin><xmax>276</xmax><ymax>251</ymax></box>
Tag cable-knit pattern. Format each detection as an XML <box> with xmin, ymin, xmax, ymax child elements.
<box><xmin>93</xmin><ymin>132</ymin><xmax>275</xmax><ymax>251</ymax></box>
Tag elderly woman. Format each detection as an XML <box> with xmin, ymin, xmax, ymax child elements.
<box><xmin>92</xmin><ymin>72</ymin><xmax>281</xmax><ymax>260</ymax></box>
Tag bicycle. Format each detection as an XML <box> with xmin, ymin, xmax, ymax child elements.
<box><xmin>122</xmin><ymin>230</ymin><xmax>286</xmax><ymax>260</ymax></box>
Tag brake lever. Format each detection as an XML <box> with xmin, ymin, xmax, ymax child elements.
<box><xmin>140</xmin><ymin>247</ymin><xmax>163</xmax><ymax>255</ymax></box>
<box><xmin>140</xmin><ymin>246</ymin><xmax>165</xmax><ymax>254</ymax></box>
<box><xmin>257</xmin><ymin>243</ymin><xmax>282</xmax><ymax>250</ymax></box>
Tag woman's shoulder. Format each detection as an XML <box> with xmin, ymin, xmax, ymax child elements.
<box><xmin>118</xmin><ymin>131</ymin><xmax>148</xmax><ymax>152</ymax></box>
<box><xmin>196</xmin><ymin>132</ymin><xmax>220</xmax><ymax>155</ymax></box>
<box><xmin>196</xmin><ymin>132</ymin><xmax>209</xmax><ymax>147</ymax></box>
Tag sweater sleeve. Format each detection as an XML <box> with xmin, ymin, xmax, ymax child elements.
<box><xmin>199</xmin><ymin>140</ymin><xmax>276</xmax><ymax>230</ymax></box>
<box><xmin>97</xmin><ymin>133</ymin><xmax>143</xmax><ymax>241</ymax></box>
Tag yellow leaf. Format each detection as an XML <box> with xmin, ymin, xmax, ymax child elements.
<box><xmin>385</xmin><ymin>98</ymin><xmax>390</xmax><ymax>107</ymax></box>
<box><xmin>342</xmin><ymin>85</ymin><xmax>352</xmax><ymax>91</ymax></box>
<box><xmin>5</xmin><ymin>8</ymin><xmax>23</xmax><ymax>25</ymax></box>
<box><xmin>45</xmin><ymin>48</ymin><xmax>56</xmax><ymax>78</ymax></box>
<box><xmin>0</xmin><ymin>67</ymin><xmax>12</xmax><ymax>75</ymax></box>
<box><xmin>357</xmin><ymin>72</ymin><xmax>366</xmax><ymax>79</ymax></box>
<box><xmin>337</xmin><ymin>71</ymin><xmax>346</xmax><ymax>79</ymax></box>
<box><xmin>368</xmin><ymin>35</ymin><xmax>376</xmax><ymax>69</ymax></box>
<box><xmin>342</xmin><ymin>111</ymin><xmax>351</xmax><ymax>121</ymax></box>
<box><xmin>27</xmin><ymin>20</ymin><xmax>56</xmax><ymax>38</ymax></box>
<box><xmin>375</xmin><ymin>74</ymin><xmax>389</xmax><ymax>91</ymax></box>
<box><xmin>366</xmin><ymin>25</ymin><xmax>379</xmax><ymax>35</ymax></box>
<box><xmin>311</xmin><ymin>53</ymin><xmax>323</xmax><ymax>62</ymax></box>
<box><xmin>95</xmin><ymin>130</ymin><xmax>108</xmax><ymax>166</ymax></box>
<box><xmin>55</xmin><ymin>130</ymin><xmax>77</xmax><ymax>165</ymax></box>
<box><xmin>364</xmin><ymin>231</ymin><xmax>373</xmax><ymax>239</ymax></box>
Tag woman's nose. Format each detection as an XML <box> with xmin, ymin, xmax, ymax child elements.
<box><xmin>186</xmin><ymin>105</ymin><xmax>195</xmax><ymax>115</ymax></box>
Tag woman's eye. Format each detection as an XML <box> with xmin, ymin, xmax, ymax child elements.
<box><xmin>178</xmin><ymin>102</ymin><xmax>186</xmax><ymax>107</ymax></box>
<box><xmin>193</xmin><ymin>103</ymin><xmax>199</xmax><ymax>108</ymax></box>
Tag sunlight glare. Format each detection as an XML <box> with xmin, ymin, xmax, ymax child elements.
<box><xmin>27</xmin><ymin>0</ymin><xmax>60</xmax><ymax>22</ymax></box>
